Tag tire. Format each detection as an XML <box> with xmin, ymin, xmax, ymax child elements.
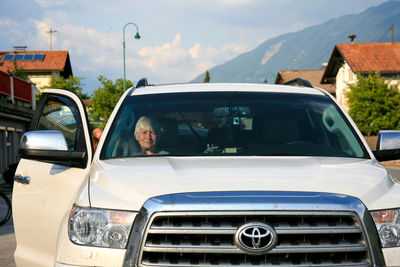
<box><xmin>0</xmin><ymin>192</ymin><xmax>12</xmax><ymax>226</ymax></box>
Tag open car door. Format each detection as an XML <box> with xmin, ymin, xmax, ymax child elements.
<box><xmin>12</xmin><ymin>89</ymin><xmax>93</xmax><ymax>267</ymax></box>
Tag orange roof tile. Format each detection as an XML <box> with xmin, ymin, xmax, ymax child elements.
<box><xmin>0</xmin><ymin>50</ymin><xmax>72</xmax><ymax>75</ymax></box>
<box><xmin>337</xmin><ymin>42</ymin><xmax>400</xmax><ymax>73</ymax></box>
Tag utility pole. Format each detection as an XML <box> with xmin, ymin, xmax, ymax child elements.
<box><xmin>293</xmin><ymin>59</ymin><xmax>298</xmax><ymax>71</ymax></box>
<box><xmin>46</xmin><ymin>28</ymin><xmax>57</xmax><ymax>50</ymax></box>
<box><xmin>391</xmin><ymin>24</ymin><xmax>395</xmax><ymax>44</ymax></box>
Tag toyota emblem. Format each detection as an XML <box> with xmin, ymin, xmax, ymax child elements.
<box><xmin>234</xmin><ymin>222</ymin><xmax>278</xmax><ymax>255</ymax></box>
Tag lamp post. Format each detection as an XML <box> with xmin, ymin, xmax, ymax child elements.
<box><xmin>123</xmin><ymin>22</ymin><xmax>140</xmax><ymax>91</ymax></box>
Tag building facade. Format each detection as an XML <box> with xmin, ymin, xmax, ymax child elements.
<box><xmin>321</xmin><ymin>42</ymin><xmax>400</xmax><ymax>110</ymax></box>
<box><xmin>0</xmin><ymin>70</ymin><xmax>38</xmax><ymax>178</ymax></box>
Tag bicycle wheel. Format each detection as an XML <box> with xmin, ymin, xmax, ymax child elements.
<box><xmin>0</xmin><ymin>191</ymin><xmax>12</xmax><ymax>226</ymax></box>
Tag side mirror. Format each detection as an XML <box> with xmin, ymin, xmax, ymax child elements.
<box><xmin>20</xmin><ymin>130</ymin><xmax>69</xmax><ymax>151</ymax></box>
<box><xmin>372</xmin><ymin>130</ymin><xmax>400</xmax><ymax>161</ymax></box>
<box><xmin>19</xmin><ymin>130</ymin><xmax>87</xmax><ymax>168</ymax></box>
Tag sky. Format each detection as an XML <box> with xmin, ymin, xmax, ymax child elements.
<box><xmin>0</xmin><ymin>0</ymin><xmax>391</xmax><ymax>95</ymax></box>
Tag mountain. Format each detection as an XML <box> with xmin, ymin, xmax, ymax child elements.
<box><xmin>191</xmin><ymin>0</ymin><xmax>400</xmax><ymax>84</ymax></box>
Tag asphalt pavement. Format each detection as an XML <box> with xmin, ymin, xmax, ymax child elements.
<box><xmin>0</xmin><ymin>182</ymin><xmax>15</xmax><ymax>267</ymax></box>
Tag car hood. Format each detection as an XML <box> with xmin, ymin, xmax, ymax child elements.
<box><xmin>86</xmin><ymin>156</ymin><xmax>399</xmax><ymax>211</ymax></box>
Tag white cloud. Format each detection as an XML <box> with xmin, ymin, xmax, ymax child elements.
<box><xmin>28</xmin><ymin>19</ymin><xmax>123</xmax><ymax>72</ymax></box>
<box><xmin>59</xmin><ymin>26</ymin><xmax>123</xmax><ymax>72</ymax></box>
<box><xmin>186</xmin><ymin>45</ymin><xmax>220</xmax><ymax>77</ymax></box>
<box><xmin>11</xmin><ymin>15</ymin><xmax>278</xmax><ymax>86</ymax></box>
<box><xmin>221</xmin><ymin>43</ymin><xmax>250</xmax><ymax>60</ymax></box>
<box><xmin>29</xmin><ymin>19</ymin><xmax>219</xmax><ymax>83</ymax></box>
<box><xmin>217</xmin><ymin>0</ymin><xmax>254</xmax><ymax>6</ymax></box>
<box><xmin>137</xmin><ymin>33</ymin><xmax>245</xmax><ymax>82</ymax></box>
<box><xmin>32</xmin><ymin>19</ymin><xmax>55</xmax><ymax>49</ymax></box>
<box><xmin>138</xmin><ymin>33</ymin><xmax>197</xmax><ymax>81</ymax></box>
<box><xmin>189</xmin><ymin>43</ymin><xmax>201</xmax><ymax>59</ymax></box>
<box><xmin>49</xmin><ymin>10</ymin><xmax>69</xmax><ymax>21</ymax></box>
<box><xmin>34</xmin><ymin>0</ymin><xmax>65</xmax><ymax>8</ymax></box>
<box><xmin>139</xmin><ymin>33</ymin><xmax>187</xmax><ymax>69</ymax></box>
<box><xmin>0</xmin><ymin>18</ymin><xmax>33</xmax><ymax>48</ymax></box>
<box><xmin>0</xmin><ymin>18</ymin><xmax>18</xmax><ymax>27</ymax></box>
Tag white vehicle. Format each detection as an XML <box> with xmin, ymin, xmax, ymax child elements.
<box><xmin>13</xmin><ymin>81</ymin><xmax>400</xmax><ymax>267</ymax></box>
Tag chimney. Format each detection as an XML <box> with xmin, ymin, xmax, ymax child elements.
<box><xmin>13</xmin><ymin>46</ymin><xmax>27</xmax><ymax>52</ymax></box>
<box><xmin>348</xmin><ymin>34</ymin><xmax>356</xmax><ymax>43</ymax></box>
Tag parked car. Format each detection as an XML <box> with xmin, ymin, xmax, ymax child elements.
<box><xmin>13</xmin><ymin>82</ymin><xmax>400</xmax><ymax>266</ymax></box>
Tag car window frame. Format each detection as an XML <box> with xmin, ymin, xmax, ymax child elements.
<box><xmin>31</xmin><ymin>93</ymin><xmax>88</xmax><ymax>153</ymax></box>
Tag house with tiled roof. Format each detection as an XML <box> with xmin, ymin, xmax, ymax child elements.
<box><xmin>321</xmin><ymin>42</ymin><xmax>400</xmax><ymax>110</ymax></box>
<box><xmin>275</xmin><ymin>69</ymin><xmax>336</xmax><ymax>95</ymax></box>
<box><xmin>0</xmin><ymin>48</ymin><xmax>73</xmax><ymax>92</ymax></box>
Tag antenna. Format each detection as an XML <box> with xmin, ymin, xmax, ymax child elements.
<box><xmin>46</xmin><ymin>28</ymin><xmax>58</xmax><ymax>50</ymax></box>
<box><xmin>377</xmin><ymin>25</ymin><xmax>395</xmax><ymax>43</ymax></box>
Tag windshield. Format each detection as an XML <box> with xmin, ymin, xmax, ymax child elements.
<box><xmin>101</xmin><ymin>92</ymin><xmax>368</xmax><ymax>159</ymax></box>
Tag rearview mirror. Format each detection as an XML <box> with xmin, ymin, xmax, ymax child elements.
<box><xmin>213</xmin><ymin>106</ymin><xmax>251</xmax><ymax>117</ymax></box>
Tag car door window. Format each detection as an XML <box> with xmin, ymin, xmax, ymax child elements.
<box><xmin>36</xmin><ymin>95</ymin><xmax>83</xmax><ymax>151</ymax></box>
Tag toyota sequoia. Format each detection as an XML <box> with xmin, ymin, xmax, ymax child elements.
<box><xmin>13</xmin><ymin>81</ymin><xmax>400</xmax><ymax>266</ymax></box>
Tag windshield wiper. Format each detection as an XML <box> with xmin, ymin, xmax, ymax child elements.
<box><xmin>178</xmin><ymin>112</ymin><xmax>204</xmax><ymax>147</ymax></box>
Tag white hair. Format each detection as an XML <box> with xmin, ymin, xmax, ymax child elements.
<box><xmin>134</xmin><ymin>116</ymin><xmax>161</xmax><ymax>139</ymax></box>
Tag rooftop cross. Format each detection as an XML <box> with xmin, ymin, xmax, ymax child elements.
<box><xmin>46</xmin><ymin>28</ymin><xmax>58</xmax><ymax>50</ymax></box>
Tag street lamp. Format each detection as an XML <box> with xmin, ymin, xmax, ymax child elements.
<box><xmin>123</xmin><ymin>22</ymin><xmax>141</xmax><ymax>91</ymax></box>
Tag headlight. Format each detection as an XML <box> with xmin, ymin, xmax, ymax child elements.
<box><xmin>371</xmin><ymin>208</ymin><xmax>400</xmax><ymax>248</ymax></box>
<box><xmin>69</xmin><ymin>206</ymin><xmax>136</xmax><ymax>249</ymax></box>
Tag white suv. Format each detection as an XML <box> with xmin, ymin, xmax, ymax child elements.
<box><xmin>13</xmin><ymin>82</ymin><xmax>400</xmax><ymax>266</ymax></box>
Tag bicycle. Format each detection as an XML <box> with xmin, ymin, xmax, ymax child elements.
<box><xmin>0</xmin><ymin>191</ymin><xmax>12</xmax><ymax>226</ymax></box>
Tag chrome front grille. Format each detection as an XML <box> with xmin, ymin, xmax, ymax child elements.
<box><xmin>139</xmin><ymin>211</ymin><xmax>371</xmax><ymax>266</ymax></box>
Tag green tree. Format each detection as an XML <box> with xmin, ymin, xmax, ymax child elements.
<box><xmin>203</xmin><ymin>70</ymin><xmax>210</xmax><ymax>83</ymax></box>
<box><xmin>346</xmin><ymin>72</ymin><xmax>400</xmax><ymax>136</ymax></box>
<box><xmin>7</xmin><ymin>61</ymin><xmax>29</xmax><ymax>81</ymax></box>
<box><xmin>43</xmin><ymin>75</ymin><xmax>89</xmax><ymax>100</ymax></box>
<box><xmin>90</xmin><ymin>75</ymin><xmax>133</xmax><ymax>129</ymax></box>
